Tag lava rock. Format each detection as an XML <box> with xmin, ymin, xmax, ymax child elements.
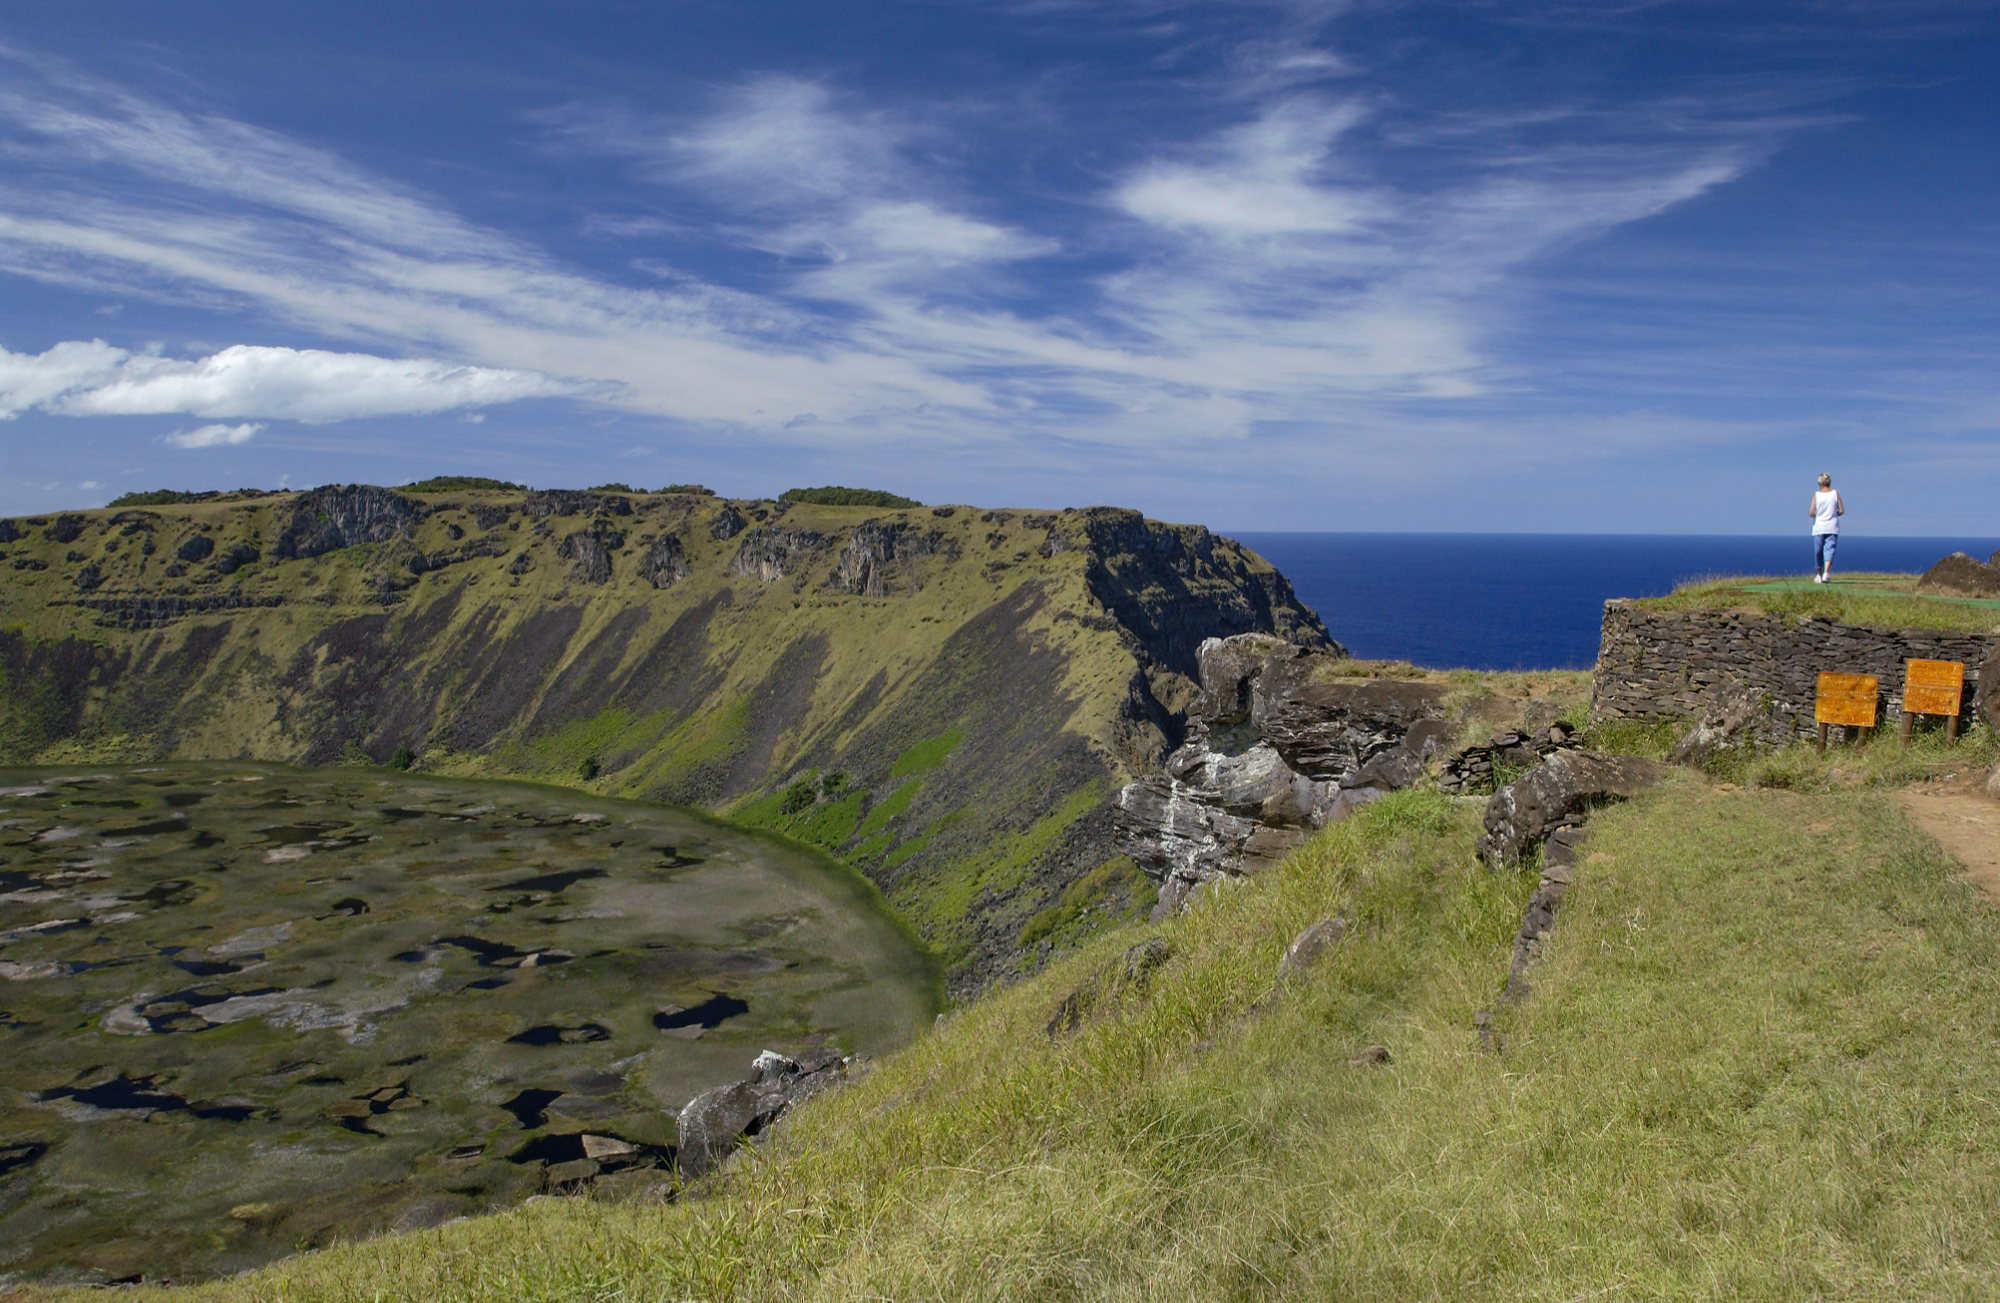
<box><xmin>176</xmin><ymin>534</ymin><xmax>215</xmax><ymax>563</ymax></box>
<box><xmin>1666</xmin><ymin>682</ymin><xmax>1766</xmax><ymax>766</ymax></box>
<box><xmin>274</xmin><ymin>485</ymin><xmax>426</xmax><ymax>560</ymax></box>
<box><xmin>831</xmin><ymin>520</ymin><xmax>951</xmax><ymax>597</ymax></box>
<box><xmin>709</xmin><ymin>503</ymin><xmax>747</xmax><ymax>540</ymax></box>
<box><xmin>728</xmin><ymin>526</ymin><xmax>827</xmax><ymax>583</ymax></box>
<box><xmin>645</xmin><ymin>534</ymin><xmax>689</xmax><ymax>588</ymax></box>
<box><xmin>675</xmin><ymin>1047</ymin><xmax>846</xmax><ymax>1178</ymax></box>
<box><xmin>1918</xmin><ymin>552</ymin><xmax>2000</xmax><ymax>598</ymax></box>
<box><xmin>43</xmin><ymin>514</ymin><xmax>87</xmax><ymax>544</ymax></box>
<box><xmin>1277</xmin><ymin>915</ymin><xmax>1347</xmax><ymax>978</ymax></box>
<box><xmin>1477</xmin><ymin>750</ymin><xmax>1667</xmax><ymax>868</ymax></box>
<box><xmin>524</xmin><ymin>490</ymin><xmax>631</xmax><ymax>520</ymax></box>
<box><xmin>1254</xmin><ymin>648</ymin><xmax>1451</xmax><ymax>778</ymax></box>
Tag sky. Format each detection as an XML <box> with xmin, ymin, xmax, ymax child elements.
<box><xmin>0</xmin><ymin>1</ymin><xmax>1995</xmax><ymax>533</ymax></box>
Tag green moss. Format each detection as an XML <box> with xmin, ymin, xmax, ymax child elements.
<box><xmin>1016</xmin><ymin>854</ymin><xmax>1154</xmax><ymax>950</ymax></box>
<box><xmin>856</xmin><ymin>779</ymin><xmax>922</xmax><ymax>841</ymax></box>
<box><xmin>890</xmin><ymin>729</ymin><xmax>964</xmax><ymax>779</ymax></box>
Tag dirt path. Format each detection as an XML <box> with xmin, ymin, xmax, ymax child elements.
<box><xmin>1893</xmin><ymin>779</ymin><xmax>2000</xmax><ymax>906</ymax></box>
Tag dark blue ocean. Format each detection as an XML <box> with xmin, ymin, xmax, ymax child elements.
<box><xmin>1232</xmin><ymin>534</ymin><xmax>2000</xmax><ymax>672</ymax></box>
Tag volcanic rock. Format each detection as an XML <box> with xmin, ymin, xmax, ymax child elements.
<box><xmin>1477</xmin><ymin>750</ymin><xmax>1667</xmax><ymax>868</ymax></box>
<box><xmin>675</xmin><ymin>1047</ymin><xmax>847</xmax><ymax>1178</ymax></box>
<box><xmin>1918</xmin><ymin>552</ymin><xmax>2000</xmax><ymax>598</ymax></box>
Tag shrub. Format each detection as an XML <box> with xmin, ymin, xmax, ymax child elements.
<box><xmin>781</xmin><ymin>486</ymin><xmax>922</xmax><ymax>508</ymax></box>
<box><xmin>388</xmin><ymin>746</ymin><xmax>416</xmax><ymax>771</ymax></box>
<box><xmin>403</xmin><ymin>476</ymin><xmax>529</xmax><ymax>493</ymax></box>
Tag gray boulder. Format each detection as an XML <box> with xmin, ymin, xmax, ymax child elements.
<box><xmin>675</xmin><ymin>1048</ymin><xmax>847</xmax><ymax>1178</ymax></box>
<box><xmin>1666</xmin><ymin>682</ymin><xmax>1765</xmax><ymax>766</ymax></box>
<box><xmin>1477</xmin><ymin>749</ymin><xmax>1667</xmax><ymax>868</ymax></box>
<box><xmin>1277</xmin><ymin>916</ymin><xmax>1347</xmax><ymax>978</ymax></box>
<box><xmin>1918</xmin><ymin>552</ymin><xmax>2000</xmax><ymax>598</ymax></box>
<box><xmin>645</xmin><ymin>534</ymin><xmax>689</xmax><ymax>588</ymax></box>
<box><xmin>1253</xmin><ymin>648</ymin><xmax>1451</xmax><ymax>778</ymax></box>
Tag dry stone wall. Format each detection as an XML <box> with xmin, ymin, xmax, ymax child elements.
<box><xmin>1593</xmin><ymin>600</ymin><xmax>1998</xmax><ymax>737</ymax></box>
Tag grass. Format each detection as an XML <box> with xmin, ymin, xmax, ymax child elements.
<box><xmin>63</xmin><ymin>767</ymin><xmax>2000</xmax><ymax>1301</ymax></box>
<box><xmin>1638</xmin><ymin>572</ymin><xmax>2000</xmax><ymax>634</ymax></box>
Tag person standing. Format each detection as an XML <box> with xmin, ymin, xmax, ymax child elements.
<box><xmin>1809</xmin><ymin>473</ymin><xmax>1843</xmax><ymax>583</ymax></box>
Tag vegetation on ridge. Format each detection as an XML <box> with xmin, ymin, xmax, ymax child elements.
<box><xmin>68</xmin><ymin>762</ymin><xmax>2000</xmax><ymax>1302</ymax></box>
<box><xmin>1637</xmin><ymin>572</ymin><xmax>2000</xmax><ymax>634</ymax></box>
<box><xmin>780</xmin><ymin>486</ymin><xmax>922</xmax><ymax>508</ymax></box>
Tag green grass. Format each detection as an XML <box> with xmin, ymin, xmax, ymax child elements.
<box><xmin>890</xmin><ymin>728</ymin><xmax>964</xmax><ymax>778</ymax></box>
<box><xmin>83</xmin><ymin>771</ymin><xmax>2000</xmax><ymax>1302</ymax></box>
<box><xmin>1638</xmin><ymin>572</ymin><xmax>2000</xmax><ymax>633</ymax></box>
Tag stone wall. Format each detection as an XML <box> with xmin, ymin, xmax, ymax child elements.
<box><xmin>1592</xmin><ymin>601</ymin><xmax>1998</xmax><ymax>737</ymax></box>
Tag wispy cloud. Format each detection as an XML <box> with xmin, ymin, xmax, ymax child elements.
<box><xmin>166</xmin><ymin>421</ymin><xmax>262</xmax><ymax>448</ymax></box>
<box><xmin>0</xmin><ymin>340</ymin><xmax>580</xmax><ymax>421</ymax></box>
<box><xmin>0</xmin><ymin>43</ymin><xmax>1794</xmax><ymax>452</ymax></box>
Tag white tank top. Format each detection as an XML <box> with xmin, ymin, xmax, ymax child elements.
<box><xmin>1812</xmin><ymin>489</ymin><xmax>1840</xmax><ymax>534</ymax></box>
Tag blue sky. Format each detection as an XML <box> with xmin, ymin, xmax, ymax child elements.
<box><xmin>0</xmin><ymin>1</ymin><xmax>1994</xmax><ymax>533</ymax></box>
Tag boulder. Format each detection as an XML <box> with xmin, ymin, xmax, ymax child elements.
<box><xmin>1115</xmin><ymin>776</ymin><xmax>1260</xmax><ymax>916</ymax></box>
<box><xmin>1253</xmin><ymin>648</ymin><xmax>1451</xmax><ymax>778</ymax></box>
<box><xmin>1666</xmin><ymin>681</ymin><xmax>1765</xmax><ymax>766</ymax></box>
<box><xmin>1918</xmin><ymin>552</ymin><xmax>2000</xmax><ymax>598</ymax></box>
<box><xmin>177</xmin><ymin>534</ymin><xmax>215</xmax><ymax>564</ymax></box>
<box><xmin>1477</xmin><ymin>749</ymin><xmax>1667</xmax><ymax>868</ymax></box>
<box><xmin>43</xmin><ymin>514</ymin><xmax>87</xmax><ymax>544</ymax></box>
<box><xmin>1277</xmin><ymin>916</ymin><xmax>1347</xmax><ymax>978</ymax></box>
<box><xmin>1341</xmin><ymin>716</ymin><xmax>1456</xmax><ymax>793</ymax></box>
<box><xmin>1189</xmin><ymin>633</ymin><xmax>1286</xmax><ymax>724</ymax></box>
<box><xmin>709</xmin><ymin>503</ymin><xmax>747</xmax><ymax>540</ymax></box>
<box><xmin>559</xmin><ymin>530</ymin><xmax>614</xmax><ymax>584</ymax></box>
<box><xmin>1978</xmin><ymin>644</ymin><xmax>2000</xmax><ymax>729</ymax></box>
<box><xmin>675</xmin><ymin>1047</ymin><xmax>846</xmax><ymax>1178</ymax></box>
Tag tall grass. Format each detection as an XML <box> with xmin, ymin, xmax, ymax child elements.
<box><xmin>51</xmin><ymin>779</ymin><xmax>2000</xmax><ymax>1301</ymax></box>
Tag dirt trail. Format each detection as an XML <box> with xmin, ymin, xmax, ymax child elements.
<box><xmin>1893</xmin><ymin>777</ymin><xmax>2000</xmax><ymax>906</ymax></box>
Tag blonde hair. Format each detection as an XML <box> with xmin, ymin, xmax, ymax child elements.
<box><xmin>1817</xmin><ymin>473</ymin><xmax>1831</xmax><ymax>486</ymax></box>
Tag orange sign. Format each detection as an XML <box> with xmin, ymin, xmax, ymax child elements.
<box><xmin>1815</xmin><ymin>672</ymin><xmax>1879</xmax><ymax>728</ymax></box>
<box><xmin>1903</xmin><ymin>659</ymin><xmax>1965</xmax><ymax>717</ymax></box>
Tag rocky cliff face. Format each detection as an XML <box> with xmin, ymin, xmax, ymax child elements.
<box><xmin>1115</xmin><ymin>634</ymin><xmax>1459</xmax><ymax>914</ymax></box>
<box><xmin>0</xmin><ymin>491</ymin><xmax>1327</xmax><ymax>994</ymax></box>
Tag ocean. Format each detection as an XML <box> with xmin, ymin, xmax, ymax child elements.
<box><xmin>1232</xmin><ymin>533</ymin><xmax>2000</xmax><ymax>672</ymax></box>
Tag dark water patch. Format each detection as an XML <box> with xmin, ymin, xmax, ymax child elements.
<box><xmin>380</xmin><ymin>808</ymin><xmax>427</xmax><ymax>821</ymax></box>
<box><xmin>39</xmin><ymin>1075</ymin><xmax>253</xmax><ymax>1120</ymax></box>
<box><xmin>653</xmin><ymin>993</ymin><xmax>748</xmax><ymax>1032</ymax></box>
<box><xmin>391</xmin><ymin>948</ymin><xmax>430</xmax><ymax>963</ymax></box>
<box><xmin>490</xmin><ymin>868</ymin><xmax>605</xmax><ymax>894</ymax></box>
<box><xmin>0</xmin><ymin>870</ymin><xmax>37</xmax><ymax>892</ymax></box>
<box><xmin>137</xmin><ymin>985</ymin><xmax>283</xmax><ymax>1034</ymax></box>
<box><xmin>102</xmin><ymin>818</ymin><xmax>188</xmax><ymax>837</ymax></box>
<box><xmin>70</xmin><ymin>798</ymin><xmax>142</xmax><ymax>809</ymax></box>
<box><xmin>171</xmin><ymin>957</ymin><xmax>247</xmax><ymax>977</ymax></box>
<box><xmin>331</xmin><ymin>1083</ymin><xmax>416</xmax><ymax>1135</ymax></box>
<box><xmin>501</xmin><ymin>1088</ymin><xmax>563</xmax><ymax>1128</ymax></box>
<box><xmin>328</xmin><ymin>897</ymin><xmax>369</xmax><ymax>916</ymax></box>
<box><xmin>0</xmin><ymin>1140</ymin><xmax>49</xmax><ymax>1177</ymax></box>
<box><xmin>258</xmin><ymin>823</ymin><xmax>350</xmax><ymax>846</ymax></box>
<box><xmin>387</xmin><ymin>1052</ymin><xmax>424</xmax><ymax>1066</ymax></box>
<box><xmin>653</xmin><ymin>846</ymin><xmax>703</xmax><ymax>868</ymax></box>
<box><xmin>435</xmin><ymin>935</ymin><xmax>572</xmax><ymax>968</ymax></box>
<box><xmin>506</xmin><ymin>1131</ymin><xmax>671</xmax><ymax>1173</ymax></box>
<box><xmin>507</xmin><ymin>1023</ymin><xmax>611</xmax><ymax>1046</ymax></box>
<box><xmin>163</xmin><ymin>792</ymin><xmax>208</xmax><ymax>808</ymax></box>
<box><xmin>301</xmin><ymin>1075</ymin><xmax>344</xmax><ymax>1086</ymax></box>
<box><xmin>190</xmin><ymin>830</ymin><xmax>224</xmax><ymax>850</ymax></box>
<box><xmin>124</xmin><ymin>879</ymin><xmax>198</xmax><ymax>907</ymax></box>
<box><xmin>467</xmin><ymin>975</ymin><xmax>510</xmax><ymax>990</ymax></box>
<box><xmin>447</xmin><ymin>1142</ymin><xmax>485</xmax><ymax>1160</ymax></box>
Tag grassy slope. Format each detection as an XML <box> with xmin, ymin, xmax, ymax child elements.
<box><xmin>1637</xmin><ymin>572</ymin><xmax>2000</xmax><ymax>634</ymax></box>
<box><xmin>68</xmin><ymin>750</ymin><xmax>2000</xmax><ymax>1302</ymax></box>
<box><xmin>2</xmin><ymin>493</ymin><xmax>1298</xmax><ymax>989</ymax></box>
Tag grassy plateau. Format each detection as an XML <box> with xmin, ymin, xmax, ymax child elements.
<box><xmin>17</xmin><ymin>719</ymin><xmax>2000</xmax><ymax>1300</ymax></box>
<box><xmin>1637</xmin><ymin>572</ymin><xmax>2000</xmax><ymax>635</ymax></box>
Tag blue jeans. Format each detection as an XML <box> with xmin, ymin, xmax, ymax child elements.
<box><xmin>1814</xmin><ymin>533</ymin><xmax>1837</xmax><ymax>575</ymax></box>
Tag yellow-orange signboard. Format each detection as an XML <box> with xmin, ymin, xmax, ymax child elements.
<box><xmin>1902</xmin><ymin>659</ymin><xmax>1965</xmax><ymax>718</ymax></box>
<box><xmin>1815</xmin><ymin>672</ymin><xmax>1879</xmax><ymax>728</ymax></box>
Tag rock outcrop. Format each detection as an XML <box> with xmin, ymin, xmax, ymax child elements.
<box><xmin>274</xmin><ymin>485</ymin><xmax>427</xmax><ymax>560</ymax></box>
<box><xmin>729</xmin><ymin>527</ymin><xmax>827</xmax><ymax>582</ymax></box>
<box><xmin>645</xmin><ymin>534</ymin><xmax>689</xmax><ymax>588</ymax></box>
<box><xmin>675</xmin><ymin>1048</ymin><xmax>849</xmax><ymax>1178</ymax></box>
<box><xmin>524</xmin><ymin>490</ymin><xmax>632</xmax><ymax>521</ymax></box>
<box><xmin>1117</xmin><ymin>633</ymin><xmax>1453</xmax><ymax>915</ymax></box>
<box><xmin>832</xmin><ymin>520</ymin><xmax>954</xmax><ymax>597</ymax></box>
<box><xmin>1918</xmin><ymin>552</ymin><xmax>2000</xmax><ymax>598</ymax></box>
<box><xmin>1476</xmin><ymin>750</ymin><xmax>1666</xmax><ymax>868</ymax></box>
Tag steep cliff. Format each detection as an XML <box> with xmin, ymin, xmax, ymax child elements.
<box><xmin>0</xmin><ymin>490</ymin><xmax>1333</xmax><ymax>993</ymax></box>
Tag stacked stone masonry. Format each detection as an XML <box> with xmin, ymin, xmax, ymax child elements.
<box><xmin>1593</xmin><ymin>601</ymin><xmax>1997</xmax><ymax>739</ymax></box>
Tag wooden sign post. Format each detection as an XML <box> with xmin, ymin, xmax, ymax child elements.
<box><xmin>1815</xmin><ymin>671</ymin><xmax>1878</xmax><ymax>755</ymax></box>
<box><xmin>1900</xmin><ymin>658</ymin><xmax>1966</xmax><ymax>745</ymax></box>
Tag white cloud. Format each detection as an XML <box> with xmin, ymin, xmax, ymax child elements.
<box><xmin>0</xmin><ymin>340</ymin><xmax>581</xmax><ymax>422</ymax></box>
<box><xmin>0</xmin><ymin>53</ymin><xmax>1784</xmax><ymax>452</ymax></box>
<box><xmin>166</xmin><ymin>421</ymin><xmax>263</xmax><ymax>448</ymax></box>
